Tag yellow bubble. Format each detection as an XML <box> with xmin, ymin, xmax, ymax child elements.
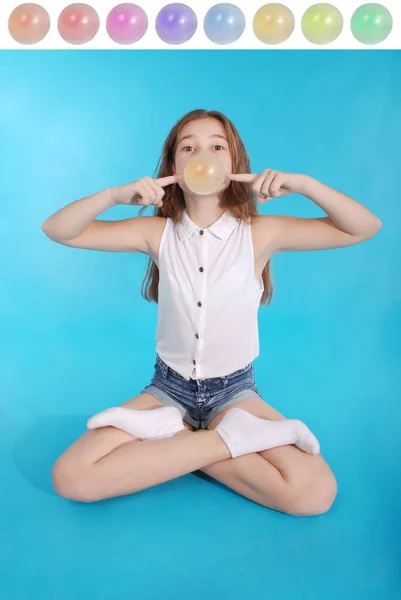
<box><xmin>183</xmin><ymin>152</ymin><xmax>226</xmax><ymax>195</ymax></box>
<box><xmin>253</xmin><ymin>3</ymin><xmax>295</xmax><ymax>45</ymax></box>
<box><xmin>302</xmin><ymin>4</ymin><xmax>343</xmax><ymax>45</ymax></box>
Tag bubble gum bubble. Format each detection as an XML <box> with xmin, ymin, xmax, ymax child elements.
<box><xmin>8</xmin><ymin>3</ymin><xmax>50</xmax><ymax>45</ymax></box>
<box><xmin>184</xmin><ymin>153</ymin><xmax>227</xmax><ymax>195</ymax></box>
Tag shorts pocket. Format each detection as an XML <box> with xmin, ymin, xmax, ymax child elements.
<box><xmin>221</xmin><ymin>363</ymin><xmax>253</xmax><ymax>385</ymax></box>
<box><xmin>155</xmin><ymin>356</ymin><xmax>169</xmax><ymax>379</ymax></box>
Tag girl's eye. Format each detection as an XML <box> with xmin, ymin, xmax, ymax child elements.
<box><xmin>181</xmin><ymin>144</ymin><xmax>225</xmax><ymax>152</ymax></box>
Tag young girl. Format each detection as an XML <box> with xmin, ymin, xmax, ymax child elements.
<box><xmin>42</xmin><ymin>109</ymin><xmax>381</xmax><ymax>515</ymax></box>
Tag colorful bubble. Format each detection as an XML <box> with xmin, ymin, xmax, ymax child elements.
<box><xmin>106</xmin><ymin>4</ymin><xmax>148</xmax><ymax>44</ymax></box>
<box><xmin>253</xmin><ymin>4</ymin><xmax>295</xmax><ymax>45</ymax></box>
<box><xmin>351</xmin><ymin>3</ymin><xmax>393</xmax><ymax>45</ymax></box>
<box><xmin>58</xmin><ymin>3</ymin><xmax>100</xmax><ymax>45</ymax></box>
<box><xmin>204</xmin><ymin>3</ymin><xmax>245</xmax><ymax>45</ymax></box>
<box><xmin>302</xmin><ymin>4</ymin><xmax>343</xmax><ymax>45</ymax></box>
<box><xmin>8</xmin><ymin>3</ymin><xmax>50</xmax><ymax>45</ymax></box>
<box><xmin>183</xmin><ymin>153</ymin><xmax>226</xmax><ymax>196</ymax></box>
<box><xmin>156</xmin><ymin>3</ymin><xmax>197</xmax><ymax>45</ymax></box>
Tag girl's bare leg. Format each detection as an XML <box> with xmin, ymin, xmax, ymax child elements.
<box><xmin>52</xmin><ymin>424</ymin><xmax>230</xmax><ymax>502</ymax></box>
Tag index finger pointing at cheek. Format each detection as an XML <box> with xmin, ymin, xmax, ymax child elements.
<box><xmin>228</xmin><ymin>173</ymin><xmax>257</xmax><ymax>183</ymax></box>
<box><xmin>155</xmin><ymin>174</ymin><xmax>182</xmax><ymax>187</ymax></box>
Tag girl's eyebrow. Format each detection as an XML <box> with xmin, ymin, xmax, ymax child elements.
<box><xmin>177</xmin><ymin>134</ymin><xmax>228</xmax><ymax>143</ymax></box>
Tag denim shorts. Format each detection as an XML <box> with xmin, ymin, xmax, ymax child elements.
<box><xmin>140</xmin><ymin>354</ymin><xmax>264</xmax><ymax>430</ymax></box>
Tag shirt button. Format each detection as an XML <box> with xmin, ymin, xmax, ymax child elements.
<box><xmin>193</xmin><ymin>360</ymin><xmax>196</xmax><ymax>365</ymax></box>
<box><xmin>199</xmin><ymin>230</ymin><xmax>204</xmax><ymax>235</ymax></box>
<box><xmin>195</xmin><ymin>333</ymin><xmax>199</xmax><ymax>339</ymax></box>
<box><xmin>199</xmin><ymin>267</ymin><xmax>204</xmax><ymax>273</ymax></box>
<box><xmin>197</xmin><ymin>301</ymin><xmax>202</xmax><ymax>307</ymax></box>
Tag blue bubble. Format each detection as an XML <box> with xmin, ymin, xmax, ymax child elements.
<box><xmin>204</xmin><ymin>3</ymin><xmax>245</xmax><ymax>45</ymax></box>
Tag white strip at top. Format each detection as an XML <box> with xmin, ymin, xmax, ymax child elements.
<box><xmin>0</xmin><ymin>0</ymin><xmax>400</xmax><ymax>50</ymax></box>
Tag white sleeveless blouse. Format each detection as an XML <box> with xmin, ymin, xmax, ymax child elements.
<box><xmin>154</xmin><ymin>209</ymin><xmax>264</xmax><ymax>380</ymax></box>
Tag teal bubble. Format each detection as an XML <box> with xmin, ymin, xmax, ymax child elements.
<box><xmin>351</xmin><ymin>3</ymin><xmax>393</xmax><ymax>45</ymax></box>
<box><xmin>204</xmin><ymin>3</ymin><xmax>245</xmax><ymax>45</ymax></box>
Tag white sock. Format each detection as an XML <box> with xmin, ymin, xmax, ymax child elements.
<box><xmin>86</xmin><ymin>406</ymin><xmax>186</xmax><ymax>440</ymax></box>
<box><xmin>215</xmin><ymin>408</ymin><xmax>320</xmax><ymax>458</ymax></box>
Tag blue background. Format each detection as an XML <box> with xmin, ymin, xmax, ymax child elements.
<box><xmin>0</xmin><ymin>50</ymin><xmax>400</xmax><ymax>599</ymax></box>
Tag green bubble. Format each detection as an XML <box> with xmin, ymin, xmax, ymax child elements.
<box><xmin>302</xmin><ymin>3</ymin><xmax>343</xmax><ymax>45</ymax></box>
<box><xmin>351</xmin><ymin>3</ymin><xmax>393</xmax><ymax>45</ymax></box>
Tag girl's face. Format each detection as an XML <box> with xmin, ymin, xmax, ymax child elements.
<box><xmin>173</xmin><ymin>117</ymin><xmax>233</xmax><ymax>196</ymax></box>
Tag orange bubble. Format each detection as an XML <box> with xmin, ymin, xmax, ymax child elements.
<box><xmin>184</xmin><ymin>153</ymin><xmax>226</xmax><ymax>195</ymax></box>
<box><xmin>8</xmin><ymin>3</ymin><xmax>50</xmax><ymax>45</ymax></box>
<box><xmin>58</xmin><ymin>3</ymin><xmax>100</xmax><ymax>45</ymax></box>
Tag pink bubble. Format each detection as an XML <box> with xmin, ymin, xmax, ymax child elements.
<box><xmin>58</xmin><ymin>3</ymin><xmax>99</xmax><ymax>45</ymax></box>
<box><xmin>106</xmin><ymin>3</ymin><xmax>148</xmax><ymax>44</ymax></box>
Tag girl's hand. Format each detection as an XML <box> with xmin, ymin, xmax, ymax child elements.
<box><xmin>112</xmin><ymin>175</ymin><xmax>179</xmax><ymax>208</ymax></box>
<box><xmin>229</xmin><ymin>169</ymin><xmax>304</xmax><ymax>203</ymax></box>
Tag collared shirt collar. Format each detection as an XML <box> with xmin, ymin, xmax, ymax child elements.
<box><xmin>176</xmin><ymin>209</ymin><xmax>239</xmax><ymax>241</ymax></box>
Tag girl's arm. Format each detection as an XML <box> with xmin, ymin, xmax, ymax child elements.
<box><xmin>41</xmin><ymin>176</ymin><xmax>176</xmax><ymax>253</ymax></box>
<box><xmin>42</xmin><ymin>188</ymin><xmax>115</xmax><ymax>241</ymax></box>
<box><xmin>230</xmin><ymin>171</ymin><xmax>382</xmax><ymax>253</ymax></box>
<box><xmin>41</xmin><ymin>186</ymin><xmax>153</xmax><ymax>253</ymax></box>
<box><xmin>266</xmin><ymin>174</ymin><xmax>382</xmax><ymax>253</ymax></box>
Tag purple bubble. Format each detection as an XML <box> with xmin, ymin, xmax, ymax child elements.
<box><xmin>156</xmin><ymin>3</ymin><xmax>197</xmax><ymax>45</ymax></box>
<box><xmin>106</xmin><ymin>3</ymin><xmax>148</xmax><ymax>44</ymax></box>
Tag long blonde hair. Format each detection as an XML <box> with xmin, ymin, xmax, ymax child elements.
<box><xmin>139</xmin><ymin>109</ymin><xmax>273</xmax><ymax>306</ymax></box>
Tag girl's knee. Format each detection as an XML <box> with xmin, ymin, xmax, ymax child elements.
<box><xmin>52</xmin><ymin>457</ymin><xmax>94</xmax><ymax>502</ymax></box>
<box><xmin>290</xmin><ymin>474</ymin><xmax>338</xmax><ymax>516</ymax></box>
